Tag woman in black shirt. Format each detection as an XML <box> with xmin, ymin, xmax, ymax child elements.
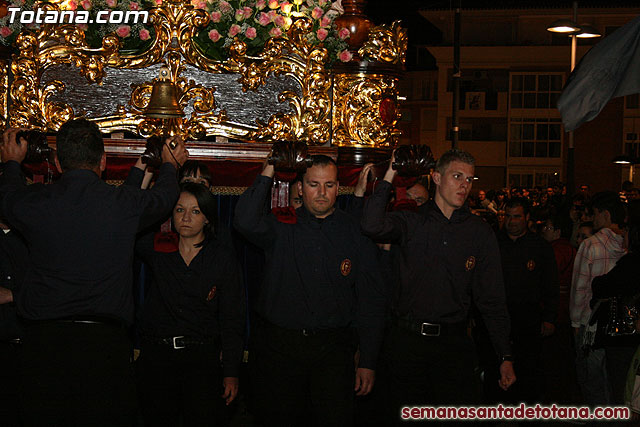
<box><xmin>136</xmin><ymin>183</ymin><xmax>245</xmax><ymax>426</ymax></box>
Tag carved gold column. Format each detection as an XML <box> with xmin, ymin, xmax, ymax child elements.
<box><xmin>331</xmin><ymin>21</ymin><xmax>407</xmax><ymax>148</ymax></box>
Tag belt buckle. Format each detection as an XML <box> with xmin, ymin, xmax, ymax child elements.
<box><xmin>302</xmin><ymin>329</ymin><xmax>311</xmax><ymax>337</ymax></box>
<box><xmin>172</xmin><ymin>336</ymin><xmax>185</xmax><ymax>349</ymax></box>
<box><xmin>420</xmin><ymin>322</ymin><xmax>440</xmax><ymax>337</ymax></box>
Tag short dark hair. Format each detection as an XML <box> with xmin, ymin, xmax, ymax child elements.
<box><xmin>302</xmin><ymin>155</ymin><xmax>338</xmax><ymax>180</ymax></box>
<box><xmin>505</xmin><ymin>197</ymin><xmax>530</xmax><ymax>216</ymax></box>
<box><xmin>309</xmin><ymin>154</ymin><xmax>337</xmax><ymax>168</ymax></box>
<box><xmin>435</xmin><ymin>149</ymin><xmax>475</xmax><ymax>174</ymax></box>
<box><xmin>56</xmin><ymin>118</ymin><xmax>104</xmax><ymax>171</ymax></box>
<box><xmin>177</xmin><ymin>182</ymin><xmax>218</xmax><ymax>247</ymax></box>
<box><xmin>179</xmin><ymin>160</ymin><xmax>212</xmax><ymax>187</ymax></box>
<box><xmin>590</xmin><ymin>191</ymin><xmax>626</xmax><ymax>226</ymax></box>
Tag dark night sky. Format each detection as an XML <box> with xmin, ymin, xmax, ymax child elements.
<box><xmin>362</xmin><ymin>0</ymin><xmax>639</xmax><ymax>69</ymax></box>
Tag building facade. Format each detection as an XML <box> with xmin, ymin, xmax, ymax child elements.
<box><xmin>400</xmin><ymin>5</ymin><xmax>640</xmax><ymax>192</ymax></box>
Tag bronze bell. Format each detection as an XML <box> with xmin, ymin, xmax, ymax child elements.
<box><xmin>144</xmin><ymin>66</ymin><xmax>184</xmax><ymax>118</ymax></box>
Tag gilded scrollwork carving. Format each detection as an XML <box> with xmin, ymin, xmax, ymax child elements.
<box><xmin>3</xmin><ymin>0</ymin><xmax>405</xmax><ymax>148</ymax></box>
<box><xmin>332</xmin><ymin>74</ymin><xmax>400</xmax><ymax>148</ymax></box>
<box><xmin>0</xmin><ymin>60</ymin><xmax>7</xmax><ymax>125</ymax></box>
<box><xmin>359</xmin><ymin>20</ymin><xmax>407</xmax><ymax>66</ymax></box>
<box><xmin>238</xmin><ymin>18</ymin><xmax>332</xmax><ymax>145</ymax></box>
<box><xmin>8</xmin><ymin>1</ymin><xmax>120</xmax><ymax>129</ymax></box>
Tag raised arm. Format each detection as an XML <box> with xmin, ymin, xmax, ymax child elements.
<box><xmin>137</xmin><ymin>137</ymin><xmax>188</xmax><ymax>230</ymax></box>
<box><xmin>361</xmin><ymin>153</ymin><xmax>408</xmax><ymax>241</ymax></box>
<box><xmin>233</xmin><ymin>162</ymin><xmax>277</xmax><ymax>248</ymax></box>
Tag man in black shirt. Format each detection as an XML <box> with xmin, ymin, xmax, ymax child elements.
<box><xmin>486</xmin><ymin>198</ymin><xmax>558</xmax><ymax>403</ymax></box>
<box><xmin>0</xmin><ymin>120</ymin><xmax>187</xmax><ymax>427</ymax></box>
<box><xmin>234</xmin><ymin>155</ymin><xmax>386</xmax><ymax>427</ymax></box>
<box><xmin>361</xmin><ymin>149</ymin><xmax>515</xmax><ymax>422</ymax></box>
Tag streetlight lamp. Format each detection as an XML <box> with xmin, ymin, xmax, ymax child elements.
<box><xmin>612</xmin><ymin>155</ymin><xmax>636</xmax><ymax>182</ymax></box>
<box><xmin>547</xmin><ymin>1</ymin><xmax>601</xmax><ymax>195</ymax></box>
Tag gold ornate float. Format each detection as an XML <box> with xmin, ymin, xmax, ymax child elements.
<box><xmin>0</xmin><ymin>0</ymin><xmax>406</xmax><ymax>150</ymax></box>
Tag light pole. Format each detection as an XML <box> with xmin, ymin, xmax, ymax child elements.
<box><xmin>546</xmin><ymin>1</ymin><xmax>600</xmax><ymax>195</ymax></box>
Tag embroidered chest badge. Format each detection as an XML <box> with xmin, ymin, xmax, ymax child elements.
<box><xmin>527</xmin><ymin>259</ymin><xmax>536</xmax><ymax>271</ymax></box>
<box><xmin>206</xmin><ymin>285</ymin><xmax>217</xmax><ymax>301</ymax></box>
<box><xmin>340</xmin><ymin>259</ymin><xmax>352</xmax><ymax>276</ymax></box>
<box><xmin>465</xmin><ymin>256</ymin><xmax>476</xmax><ymax>271</ymax></box>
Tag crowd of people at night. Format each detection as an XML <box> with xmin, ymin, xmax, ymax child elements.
<box><xmin>0</xmin><ymin>119</ymin><xmax>639</xmax><ymax>426</ymax></box>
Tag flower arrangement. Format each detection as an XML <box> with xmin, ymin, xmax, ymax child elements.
<box><xmin>0</xmin><ymin>0</ymin><xmax>352</xmax><ymax>62</ymax></box>
<box><xmin>193</xmin><ymin>0</ymin><xmax>350</xmax><ymax>62</ymax></box>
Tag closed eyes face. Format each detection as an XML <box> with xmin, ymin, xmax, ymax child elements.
<box><xmin>299</xmin><ymin>164</ymin><xmax>339</xmax><ymax>218</ymax></box>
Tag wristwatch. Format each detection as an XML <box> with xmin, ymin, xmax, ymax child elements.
<box><xmin>500</xmin><ymin>354</ymin><xmax>514</xmax><ymax>363</ymax></box>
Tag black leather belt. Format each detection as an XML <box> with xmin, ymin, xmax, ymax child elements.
<box><xmin>394</xmin><ymin>317</ymin><xmax>467</xmax><ymax>337</ymax></box>
<box><xmin>142</xmin><ymin>336</ymin><xmax>218</xmax><ymax>350</ymax></box>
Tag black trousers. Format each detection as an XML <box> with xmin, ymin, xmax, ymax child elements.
<box><xmin>136</xmin><ymin>341</ymin><xmax>226</xmax><ymax>427</ymax></box>
<box><xmin>0</xmin><ymin>341</ymin><xmax>21</xmax><ymax>427</ymax></box>
<box><xmin>383</xmin><ymin>324</ymin><xmax>481</xmax><ymax>425</ymax></box>
<box><xmin>249</xmin><ymin>321</ymin><xmax>357</xmax><ymax>427</ymax></box>
<box><xmin>19</xmin><ymin>320</ymin><xmax>137</xmax><ymax>427</ymax></box>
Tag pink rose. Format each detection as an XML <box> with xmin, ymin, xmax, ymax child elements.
<box><xmin>274</xmin><ymin>15</ymin><xmax>285</xmax><ymax>27</ymax></box>
<box><xmin>243</xmin><ymin>7</ymin><xmax>253</xmax><ymax>18</ymax></box>
<box><xmin>235</xmin><ymin>9</ymin><xmax>244</xmax><ymax>21</ymax></box>
<box><xmin>106</xmin><ymin>0</ymin><xmax>116</xmax><ymax>7</ymax></box>
<box><xmin>209</xmin><ymin>11</ymin><xmax>221</xmax><ymax>22</ymax></box>
<box><xmin>116</xmin><ymin>25</ymin><xmax>131</xmax><ymax>38</ymax></box>
<box><xmin>219</xmin><ymin>1</ymin><xmax>231</xmax><ymax>12</ymax></box>
<box><xmin>190</xmin><ymin>0</ymin><xmax>205</xmax><ymax>8</ymax></box>
<box><xmin>245</xmin><ymin>26</ymin><xmax>257</xmax><ymax>39</ymax></box>
<box><xmin>129</xmin><ymin>2</ymin><xmax>139</xmax><ymax>10</ymax></box>
<box><xmin>67</xmin><ymin>0</ymin><xmax>77</xmax><ymax>10</ymax></box>
<box><xmin>0</xmin><ymin>27</ymin><xmax>12</xmax><ymax>38</ymax></box>
<box><xmin>258</xmin><ymin>12</ymin><xmax>270</xmax><ymax>26</ymax></box>
<box><xmin>280</xmin><ymin>1</ymin><xmax>291</xmax><ymax>14</ymax></box>
<box><xmin>338</xmin><ymin>50</ymin><xmax>353</xmax><ymax>62</ymax></box>
<box><xmin>338</xmin><ymin>27</ymin><xmax>350</xmax><ymax>40</ymax></box>
<box><xmin>80</xmin><ymin>0</ymin><xmax>91</xmax><ymax>10</ymax></box>
<box><xmin>256</xmin><ymin>0</ymin><xmax>266</xmax><ymax>9</ymax></box>
<box><xmin>318</xmin><ymin>0</ymin><xmax>326</xmax><ymax>6</ymax></box>
<box><xmin>155</xmin><ymin>0</ymin><xmax>162</xmax><ymax>5</ymax></box>
<box><xmin>316</xmin><ymin>28</ymin><xmax>328</xmax><ymax>41</ymax></box>
<box><xmin>208</xmin><ymin>29</ymin><xmax>221</xmax><ymax>42</ymax></box>
<box><xmin>269</xmin><ymin>27</ymin><xmax>282</xmax><ymax>37</ymax></box>
<box><xmin>229</xmin><ymin>24</ymin><xmax>241</xmax><ymax>37</ymax></box>
<box><xmin>267</xmin><ymin>10</ymin><xmax>277</xmax><ymax>20</ymax></box>
<box><xmin>139</xmin><ymin>28</ymin><xmax>150</xmax><ymax>40</ymax></box>
<box><xmin>320</xmin><ymin>16</ymin><xmax>331</xmax><ymax>27</ymax></box>
<box><xmin>268</xmin><ymin>0</ymin><xmax>279</xmax><ymax>9</ymax></box>
<box><xmin>311</xmin><ymin>7</ymin><xmax>323</xmax><ymax>19</ymax></box>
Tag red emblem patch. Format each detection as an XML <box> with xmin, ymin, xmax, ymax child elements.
<box><xmin>340</xmin><ymin>259</ymin><xmax>352</xmax><ymax>276</ymax></box>
<box><xmin>206</xmin><ymin>286</ymin><xmax>217</xmax><ymax>301</ymax></box>
<box><xmin>465</xmin><ymin>256</ymin><xmax>476</xmax><ymax>271</ymax></box>
<box><xmin>527</xmin><ymin>260</ymin><xmax>536</xmax><ymax>271</ymax></box>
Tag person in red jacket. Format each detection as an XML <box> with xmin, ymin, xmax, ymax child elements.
<box><xmin>541</xmin><ymin>215</ymin><xmax>579</xmax><ymax>403</ymax></box>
